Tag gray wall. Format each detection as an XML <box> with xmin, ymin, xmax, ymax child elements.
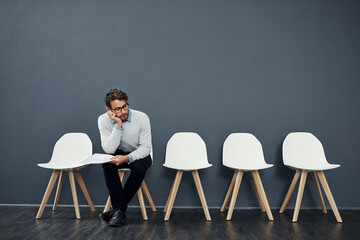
<box><xmin>1</xmin><ymin>0</ymin><xmax>359</xmax><ymax>209</ymax></box>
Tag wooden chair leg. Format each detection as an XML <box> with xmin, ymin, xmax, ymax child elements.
<box><xmin>137</xmin><ymin>187</ymin><xmax>148</xmax><ymax>220</ymax></box>
<box><xmin>251</xmin><ymin>171</ymin><xmax>274</xmax><ymax>221</ymax></box>
<box><xmin>36</xmin><ymin>170</ymin><xmax>60</xmax><ymax>219</ymax></box>
<box><xmin>164</xmin><ymin>176</ymin><xmax>177</xmax><ymax>213</ymax></box>
<box><xmin>316</xmin><ymin>171</ymin><xmax>343</xmax><ymax>223</ymax></box>
<box><xmin>293</xmin><ymin>171</ymin><xmax>307</xmax><ymax>222</ymax></box>
<box><xmin>192</xmin><ymin>170</ymin><xmax>211</xmax><ymax>221</ymax></box>
<box><xmin>279</xmin><ymin>170</ymin><xmax>301</xmax><ymax>213</ymax></box>
<box><xmin>250</xmin><ymin>171</ymin><xmax>265</xmax><ymax>213</ymax></box>
<box><xmin>141</xmin><ymin>181</ymin><xmax>157</xmax><ymax>212</ymax></box>
<box><xmin>220</xmin><ymin>171</ymin><xmax>237</xmax><ymax>212</ymax></box>
<box><xmin>68</xmin><ymin>170</ymin><xmax>81</xmax><ymax>219</ymax></box>
<box><xmin>104</xmin><ymin>196</ymin><xmax>111</xmax><ymax>213</ymax></box>
<box><xmin>118</xmin><ymin>171</ymin><xmax>126</xmax><ymax>184</ymax></box>
<box><xmin>164</xmin><ymin>170</ymin><xmax>183</xmax><ymax>221</ymax></box>
<box><xmin>74</xmin><ymin>171</ymin><xmax>95</xmax><ymax>212</ymax></box>
<box><xmin>312</xmin><ymin>172</ymin><xmax>327</xmax><ymax>214</ymax></box>
<box><xmin>53</xmin><ymin>171</ymin><xmax>64</xmax><ymax>211</ymax></box>
<box><xmin>226</xmin><ymin>170</ymin><xmax>243</xmax><ymax>221</ymax></box>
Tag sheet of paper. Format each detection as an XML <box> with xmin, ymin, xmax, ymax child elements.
<box><xmin>82</xmin><ymin>153</ymin><xmax>114</xmax><ymax>164</ymax></box>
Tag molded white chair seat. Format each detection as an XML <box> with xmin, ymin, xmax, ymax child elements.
<box><xmin>163</xmin><ymin>132</ymin><xmax>212</xmax><ymax>221</ymax></box>
<box><xmin>36</xmin><ymin>133</ymin><xmax>95</xmax><ymax>219</ymax></box>
<box><xmin>279</xmin><ymin>132</ymin><xmax>342</xmax><ymax>223</ymax></box>
<box><xmin>283</xmin><ymin>132</ymin><xmax>340</xmax><ymax>171</ymax></box>
<box><xmin>117</xmin><ymin>168</ymin><xmax>130</xmax><ymax>171</ymax></box>
<box><xmin>163</xmin><ymin>162</ymin><xmax>212</xmax><ymax>171</ymax></box>
<box><xmin>284</xmin><ymin>163</ymin><xmax>340</xmax><ymax>171</ymax></box>
<box><xmin>163</xmin><ymin>133</ymin><xmax>212</xmax><ymax>171</ymax></box>
<box><xmin>37</xmin><ymin>162</ymin><xmax>86</xmax><ymax>170</ymax></box>
<box><xmin>37</xmin><ymin>133</ymin><xmax>92</xmax><ymax>170</ymax></box>
<box><xmin>221</xmin><ymin>133</ymin><xmax>274</xmax><ymax>221</ymax></box>
<box><xmin>223</xmin><ymin>161</ymin><xmax>273</xmax><ymax>171</ymax></box>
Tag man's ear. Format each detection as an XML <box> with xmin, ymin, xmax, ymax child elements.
<box><xmin>106</xmin><ymin>107</ymin><xmax>111</xmax><ymax>111</ymax></box>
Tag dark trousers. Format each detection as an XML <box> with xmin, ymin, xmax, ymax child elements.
<box><xmin>102</xmin><ymin>149</ymin><xmax>152</xmax><ymax>212</ymax></box>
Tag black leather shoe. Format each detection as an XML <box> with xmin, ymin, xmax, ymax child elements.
<box><xmin>108</xmin><ymin>209</ymin><xmax>126</xmax><ymax>227</ymax></box>
<box><xmin>99</xmin><ymin>209</ymin><xmax>116</xmax><ymax>222</ymax></box>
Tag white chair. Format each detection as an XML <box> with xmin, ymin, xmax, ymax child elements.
<box><xmin>279</xmin><ymin>132</ymin><xmax>342</xmax><ymax>222</ymax></box>
<box><xmin>220</xmin><ymin>133</ymin><xmax>274</xmax><ymax>221</ymax></box>
<box><xmin>103</xmin><ymin>150</ymin><xmax>157</xmax><ymax>220</ymax></box>
<box><xmin>163</xmin><ymin>132</ymin><xmax>212</xmax><ymax>221</ymax></box>
<box><xmin>36</xmin><ymin>133</ymin><xmax>95</xmax><ymax>219</ymax></box>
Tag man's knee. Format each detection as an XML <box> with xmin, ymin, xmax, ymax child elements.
<box><xmin>130</xmin><ymin>164</ymin><xmax>147</xmax><ymax>178</ymax></box>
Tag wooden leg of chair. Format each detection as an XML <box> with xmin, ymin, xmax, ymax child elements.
<box><xmin>118</xmin><ymin>171</ymin><xmax>126</xmax><ymax>185</ymax></box>
<box><xmin>137</xmin><ymin>186</ymin><xmax>148</xmax><ymax>220</ymax></box>
<box><xmin>293</xmin><ymin>171</ymin><xmax>307</xmax><ymax>222</ymax></box>
<box><xmin>36</xmin><ymin>170</ymin><xmax>60</xmax><ymax>219</ymax></box>
<box><xmin>279</xmin><ymin>170</ymin><xmax>301</xmax><ymax>213</ymax></box>
<box><xmin>220</xmin><ymin>171</ymin><xmax>237</xmax><ymax>212</ymax></box>
<box><xmin>68</xmin><ymin>170</ymin><xmax>81</xmax><ymax>219</ymax></box>
<box><xmin>312</xmin><ymin>172</ymin><xmax>327</xmax><ymax>214</ymax></box>
<box><xmin>250</xmin><ymin>171</ymin><xmax>265</xmax><ymax>213</ymax></box>
<box><xmin>104</xmin><ymin>196</ymin><xmax>111</xmax><ymax>213</ymax></box>
<box><xmin>316</xmin><ymin>171</ymin><xmax>343</xmax><ymax>223</ymax></box>
<box><xmin>53</xmin><ymin>171</ymin><xmax>64</xmax><ymax>211</ymax></box>
<box><xmin>74</xmin><ymin>171</ymin><xmax>95</xmax><ymax>212</ymax></box>
<box><xmin>192</xmin><ymin>170</ymin><xmax>211</xmax><ymax>221</ymax></box>
<box><xmin>164</xmin><ymin>176</ymin><xmax>177</xmax><ymax>213</ymax></box>
<box><xmin>226</xmin><ymin>170</ymin><xmax>243</xmax><ymax>221</ymax></box>
<box><xmin>141</xmin><ymin>181</ymin><xmax>157</xmax><ymax>212</ymax></box>
<box><xmin>164</xmin><ymin>170</ymin><xmax>183</xmax><ymax>221</ymax></box>
<box><xmin>252</xmin><ymin>171</ymin><xmax>274</xmax><ymax>221</ymax></box>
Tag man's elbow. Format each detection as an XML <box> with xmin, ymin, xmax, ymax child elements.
<box><xmin>144</xmin><ymin>145</ymin><xmax>152</xmax><ymax>156</ymax></box>
<box><xmin>101</xmin><ymin>144</ymin><xmax>116</xmax><ymax>154</ymax></box>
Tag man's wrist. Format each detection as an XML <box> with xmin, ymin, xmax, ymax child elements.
<box><xmin>115</xmin><ymin>125</ymin><xmax>123</xmax><ymax>132</ymax></box>
<box><xmin>127</xmin><ymin>155</ymin><xmax>133</xmax><ymax>164</ymax></box>
<box><xmin>120</xmin><ymin>155</ymin><xmax>129</xmax><ymax>162</ymax></box>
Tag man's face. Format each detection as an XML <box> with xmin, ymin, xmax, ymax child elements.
<box><xmin>108</xmin><ymin>100</ymin><xmax>129</xmax><ymax>121</ymax></box>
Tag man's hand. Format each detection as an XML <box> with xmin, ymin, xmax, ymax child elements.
<box><xmin>110</xmin><ymin>155</ymin><xmax>129</xmax><ymax>166</ymax></box>
<box><xmin>107</xmin><ymin>111</ymin><xmax>122</xmax><ymax>127</ymax></box>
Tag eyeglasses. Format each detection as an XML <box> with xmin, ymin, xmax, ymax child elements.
<box><xmin>111</xmin><ymin>103</ymin><xmax>129</xmax><ymax>113</ymax></box>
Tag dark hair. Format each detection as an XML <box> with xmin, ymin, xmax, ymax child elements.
<box><xmin>104</xmin><ymin>89</ymin><xmax>128</xmax><ymax>108</ymax></box>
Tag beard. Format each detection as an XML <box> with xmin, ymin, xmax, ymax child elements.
<box><xmin>119</xmin><ymin>113</ymin><xmax>128</xmax><ymax>121</ymax></box>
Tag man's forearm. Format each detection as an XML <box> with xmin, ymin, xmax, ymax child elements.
<box><xmin>100</xmin><ymin>125</ymin><xmax>123</xmax><ymax>154</ymax></box>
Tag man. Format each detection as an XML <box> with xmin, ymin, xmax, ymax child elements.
<box><xmin>98</xmin><ymin>89</ymin><xmax>152</xmax><ymax>226</ymax></box>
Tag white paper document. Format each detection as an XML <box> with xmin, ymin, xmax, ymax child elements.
<box><xmin>82</xmin><ymin>153</ymin><xmax>114</xmax><ymax>164</ymax></box>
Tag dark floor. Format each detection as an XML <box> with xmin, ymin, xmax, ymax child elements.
<box><xmin>0</xmin><ymin>206</ymin><xmax>359</xmax><ymax>240</ymax></box>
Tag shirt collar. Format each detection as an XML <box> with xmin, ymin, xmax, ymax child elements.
<box><xmin>126</xmin><ymin>109</ymin><xmax>132</xmax><ymax>122</ymax></box>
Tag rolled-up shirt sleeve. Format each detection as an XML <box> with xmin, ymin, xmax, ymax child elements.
<box><xmin>98</xmin><ymin>115</ymin><xmax>123</xmax><ymax>154</ymax></box>
<box><xmin>127</xmin><ymin>114</ymin><xmax>152</xmax><ymax>163</ymax></box>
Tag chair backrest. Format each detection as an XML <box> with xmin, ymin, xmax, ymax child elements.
<box><xmin>223</xmin><ymin>133</ymin><xmax>266</xmax><ymax>169</ymax></box>
<box><xmin>49</xmin><ymin>133</ymin><xmax>93</xmax><ymax>165</ymax></box>
<box><xmin>164</xmin><ymin>132</ymin><xmax>211</xmax><ymax>170</ymax></box>
<box><xmin>282</xmin><ymin>132</ymin><xmax>329</xmax><ymax>169</ymax></box>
